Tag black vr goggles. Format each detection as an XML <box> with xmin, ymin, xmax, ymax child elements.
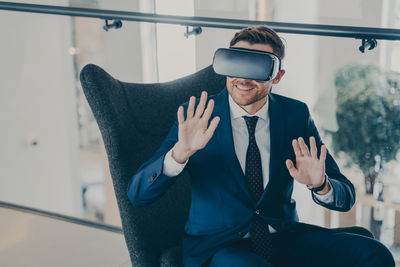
<box><xmin>212</xmin><ymin>47</ymin><xmax>281</xmax><ymax>82</ymax></box>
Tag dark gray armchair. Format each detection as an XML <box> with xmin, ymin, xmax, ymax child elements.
<box><xmin>79</xmin><ymin>64</ymin><xmax>373</xmax><ymax>267</ymax></box>
<box><xmin>80</xmin><ymin>64</ymin><xmax>226</xmax><ymax>266</ymax></box>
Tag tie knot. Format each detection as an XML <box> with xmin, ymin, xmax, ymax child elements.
<box><xmin>243</xmin><ymin>116</ymin><xmax>259</xmax><ymax>136</ymax></box>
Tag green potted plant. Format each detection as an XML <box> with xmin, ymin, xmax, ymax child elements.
<box><xmin>328</xmin><ymin>63</ymin><xmax>400</xmax><ymax>194</ymax></box>
<box><xmin>326</xmin><ymin>63</ymin><xmax>400</xmax><ymax>238</ymax></box>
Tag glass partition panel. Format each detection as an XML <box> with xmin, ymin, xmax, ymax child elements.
<box><xmin>0</xmin><ymin>5</ymin><xmax>146</xmax><ymax>227</ymax></box>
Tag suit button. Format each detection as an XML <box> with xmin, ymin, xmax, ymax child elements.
<box><xmin>255</xmin><ymin>210</ymin><xmax>260</xmax><ymax>215</ymax></box>
<box><xmin>337</xmin><ymin>200</ymin><xmax>343</xmax><ymax>206</ymax></box>
<box><xmin>148</xmin><ymin>173</ymin><xmax>157</xmax><ymax>183</ymax></box>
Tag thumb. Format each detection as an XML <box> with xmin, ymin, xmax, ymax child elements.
<box><xmin>286</xmin><ymin>159</ymin><xmax>298</xmax><ymax>177</ymax></box>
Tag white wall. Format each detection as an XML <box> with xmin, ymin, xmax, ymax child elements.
<box><xmin>0</xmin><ymin>11</ymin><xmax>82</xmax><ymax>216</ymax></box>
<box><xmin>272</xmin><ymin>0</ymin><xmax>319</xmax><ymax>105</ymax></box>
<box><xmin>195</xmin><ymin>0</ymin><xmax>251</xmax><ymax>70</ymax></box>
<box><xmin>156</xmin><ymin>0</ymin><xmax>196</xmax><ymax>82</ymax></box>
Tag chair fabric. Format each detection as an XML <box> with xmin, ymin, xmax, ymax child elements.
<box><xmin>80</xmin><ymin>64</ymin><xmax>226</xmax><ymax>267</ymax></box>
<box><xmin>80</xmin><ymin>64</ymin><xmax>374</xmax><ymax>267</ymax></box>
<box><xmin>160</xmin><ymin>246</ymin><xmax>183</xmax><ymax>267</ymax></box>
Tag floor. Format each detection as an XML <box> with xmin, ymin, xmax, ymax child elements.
<box><xmin>0</xmin><ymin>205</ymin><xmax>130</xmax><ymax>267</ymax></box>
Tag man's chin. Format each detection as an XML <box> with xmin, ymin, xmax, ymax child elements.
<box><xmin>231</xmin><ymin>96</ymin><xmax>254</xmax><ymax>107</ymax></box>
<box><xmin>232</xmin><ymin>93</ymin><xmax>268</xmax><ymax>108</ymax></box>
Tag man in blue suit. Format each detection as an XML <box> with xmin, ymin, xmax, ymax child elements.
<box><xmin>127</xmin><ymin>26</ymin><xmax>394</xmax><ymax>266</ymax></box>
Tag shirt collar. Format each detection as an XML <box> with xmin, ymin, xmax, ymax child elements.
<box><xmin>228</xmin><ymin>94</ymin><xmax>269</xmax><ymax>121</ymax></box>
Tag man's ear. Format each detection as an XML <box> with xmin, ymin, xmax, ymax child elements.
<box><xmin>272</xmin><ymin>69</ymin><xmax>285</xmax><ymax>84</ymax></box>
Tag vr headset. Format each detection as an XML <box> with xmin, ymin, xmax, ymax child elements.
<box><xmin>212</xmin><ymin>47</ymin><xmax>281</xmax><ymax>82</ymax></box>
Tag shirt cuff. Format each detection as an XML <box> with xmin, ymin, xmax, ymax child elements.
<box><xmin>313</xmin><ymin>180</ymin><xmax>334</xmax><ymax>204</ymax></box>
<box><xmin>162</xmin><ymin>148</ymin><xmax>188</xmax><ymax>177</ymax></box>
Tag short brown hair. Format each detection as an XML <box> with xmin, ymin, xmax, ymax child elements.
<box><xmin>230</xmin><ymin>26</ymin><xmax>285</xmax><ymax>59</ymax></box>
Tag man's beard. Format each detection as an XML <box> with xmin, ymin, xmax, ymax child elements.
<box><xmin>231</xmin><ymin>90</ymin><xmax>269</xmax><ymax>107</ymax></box>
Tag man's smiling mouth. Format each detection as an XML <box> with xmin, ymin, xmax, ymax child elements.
<box><xmin>235</xmin><ymin>84</ymin><xmax>254</xmax><ymax>91</ymax></box>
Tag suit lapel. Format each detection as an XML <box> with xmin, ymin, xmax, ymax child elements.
<box><xmin>258</xmin><ymin>93</ymin><xmax>285</xmax><ymax>204</ymax></box>
<box><xmin>213</xmin><ymin>89</ymin><xmax>252</xmax><ymax>201</ymax></box>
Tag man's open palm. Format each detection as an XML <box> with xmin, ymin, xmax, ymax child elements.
<box><xmin>172</xmin><ymin>91</ymin><xmax>220</xmax><ymax>163</ymax></box>
<box><xmin>285</xmin><ymin>137</ymin><xmax>327</xmax><ymax>187</ymax></box>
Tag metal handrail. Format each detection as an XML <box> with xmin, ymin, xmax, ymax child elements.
<box><xmin>0</xmin><ymin>201</ymin><xmax>123</xmax><ymax>234</ymax></box>
<box><xmin>0</xmin><ymin>1</ymin><xmax>399</xmax><ymax>41</ymax></box>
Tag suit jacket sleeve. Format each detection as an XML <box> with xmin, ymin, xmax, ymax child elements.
<box><xmin>304</xmin><ymin>104</ymin><xmax>356</xmax><ymax>212</ymax></box>
<box><xmin>127</xmin><ymin>119</ymin><xmax>180</xmax><ymax>207</ymax></box>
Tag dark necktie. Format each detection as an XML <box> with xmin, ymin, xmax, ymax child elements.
<box><xmin>243</xmin><ymin>116</ymin><xmax>273</xmax><ymax>261</ymax></box>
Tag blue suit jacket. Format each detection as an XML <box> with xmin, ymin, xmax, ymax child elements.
<box><xmin>127</xmin><ymin>88</ymin><xmax>355</xmax><ymax>266</ymax></box>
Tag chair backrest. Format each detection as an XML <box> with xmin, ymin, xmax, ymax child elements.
<box><xmin>80</xmin><ymin>64</ymin><xmax>226</xmax><ymax>266</ymax></box>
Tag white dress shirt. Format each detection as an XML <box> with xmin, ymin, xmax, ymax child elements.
<box><xmin>228</xmin><ymin>95</ymin><xmax>270</xmax><ymax>189</ymax></box>
<box><xmin>163</xmin><ymin>95</ymin><xmax>333</xmax><ymax>233</ymax></box>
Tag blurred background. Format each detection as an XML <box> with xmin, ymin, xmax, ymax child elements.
<box><xmin>0</xmin><ymin>0</ymin><xmax>399</xmax><ymax>263</ymax></box>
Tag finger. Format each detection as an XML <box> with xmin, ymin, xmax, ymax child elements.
<box><xmin>187</xmin><ymin>96</ymin><xmax>196</xmax><ymax>119</ymax></box>
<box><xmin>177</xmin><ymin>106</ymin><xmax>184</xmax><ymax>124</ymax></box>
<box><xmin>205</xmin><ymin>116</ymin><xmax>220</xmax><ymax>139</ymax></box>
<box><xmin>310</xmin><ymin>136</ymin><xmax>318</xmax><ymax>159</ymax></box>
<box><xmin>207</xmin><ymin>116</ymin><xmax>220</xmax><ymax>134</ymax></box>
<box><xmin>319</xmin><ymin>145</ymin><xmax>327</xmax><ymax>163</ymax></box>
<box><xmin>195</xmin><ymin>91</ymin><xmax>207</xmax><ymax>118</ymax></box>
<box><xmin>286</xmin><ymin>159</ymin><xmax>299</xmax><ymax>178</ymax></box>
<box><xmin>298</xmin><ymin>137</ymin><xmax>310</xmax><ymax>157</ymax></box>
<box><xmin>202</xmin><ymin>99</ymin><xmax>215</xmax><ymax>122</ymax></box>
<box><xmin>292</xmin><ymin>139</ymin><xmax>303</xmax><ymax>157</ymax></box>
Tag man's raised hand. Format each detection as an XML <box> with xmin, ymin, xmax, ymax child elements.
<box><xmin>285</xmin><ymin>137</ymin><xmax>328</xmax><ymax>190</ymax></box>
<box><xmin>172</xmin><ymin>91</ymin><xmax>220</xmax><ymax>164</ymax></box>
